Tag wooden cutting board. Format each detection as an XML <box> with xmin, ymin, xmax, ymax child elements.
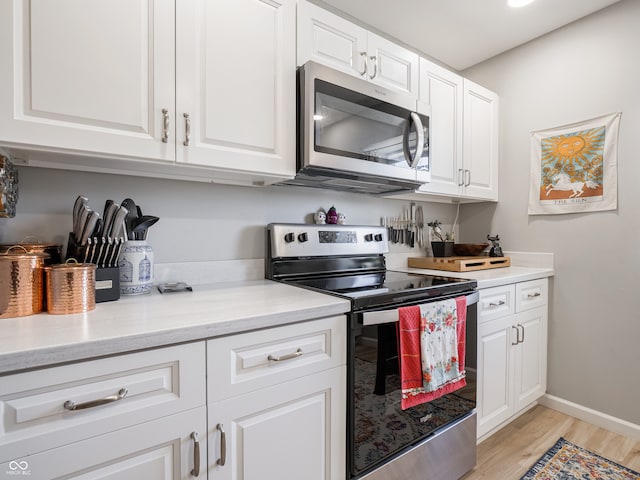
<box><xmin>408</xmin><ymin>256</ymin><xmax>511</xmax><ymax>272</ymax></box>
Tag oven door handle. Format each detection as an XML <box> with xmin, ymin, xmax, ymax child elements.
<box><xmin>362</xmin><ymin>291</ymin><xmax>479</xmax><ymax>326</ymax></box>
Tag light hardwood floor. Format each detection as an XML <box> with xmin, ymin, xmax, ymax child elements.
<box><xmin>462</xmin><ymin>405</ymin><xmax>640</xmax><ymax>479</ymax></box>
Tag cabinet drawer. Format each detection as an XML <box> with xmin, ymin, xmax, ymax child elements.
<box><xmin>478</xmin><ymin>284</ymin><xmax>515</xmax><ymax>323</ymax></box>
<box><xmin>207</xmin><ymin>316</ymin><xmax>346</xmax><ymax>402</ymax></box>
<box><xmin>0</xmin><ymin>342</ymin><xmax>206</xmax><ymax>462</ymax></box>
<box><xmin>515</xmin><ymin>279</ymin><xmax>548</xmax><ymax>312</ymax></box>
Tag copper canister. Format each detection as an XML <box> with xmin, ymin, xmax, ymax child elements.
<box><xmin>45</xmin><ymin>260</ymin><xmax>96</xmax><ymax>314</ymax></box>
<box><xmin>0</xmin><ymin>247</ymin><xmax>48</xmax><ymax>318</ymax></box>
<box><xmin>0</xmin><ymin>241</ymin><xmax>62</xmax><ymax>265</ymax></box>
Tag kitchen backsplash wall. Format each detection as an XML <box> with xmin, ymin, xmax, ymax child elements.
<box><xmin>0</xmin><ymin>166</ymin><xmax>461</xmax><ymax>263</ymax></box>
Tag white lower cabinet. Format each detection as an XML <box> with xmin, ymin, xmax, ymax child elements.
<box><xmin>208</xmin><ymin>367</ymin><xmax>346</xmax><ymax>480</ymax></box>
<box><xmin>206</xmin><ymin>316</ymin><xmax>347</xmax><ymax>480</ymax></box>
<box><xmin>0</xmin><ymin>316</ymin><xmax>347</xmax><ymax>479</ymax></box>
<box><xmin>476</xmin><ymin>279</ymin><xmax>548</xmax><ymax>438</ymax></box>
<box><xmin>0</xmin><ymin>406</ymin><xmax>206</xmax><ymax>479</ymax></box>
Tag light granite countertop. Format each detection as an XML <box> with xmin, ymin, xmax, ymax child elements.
<box><xmin>0</xmin><ymin>280</ymin><xmax>350</xmax><ymax>375</ymax></box>
<box><xmin>0</xmin><ymin>252</ymin><xmax>554</xmax><ymax>376</ymax></box>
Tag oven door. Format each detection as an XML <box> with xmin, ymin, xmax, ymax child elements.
<box><xmin>347</xmin><ymin>291</ymin><xmax>478</xmax><ymax>479</ymax></box>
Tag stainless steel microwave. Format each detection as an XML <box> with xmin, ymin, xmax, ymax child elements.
<box><xmin>285</xmin><ymin>61</ymin><xmax>430</xmax><ymax>195</ymax></box>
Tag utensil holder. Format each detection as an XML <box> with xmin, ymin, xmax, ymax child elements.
<box><xmin>118</xmin><ymin>241</ymin><xmax>154</xmax><ymax>295</ymax></box>
<box><xmin>431</xmin><ymin>241</ymin><xmax>454</xmax><ymax>257</ymax></box>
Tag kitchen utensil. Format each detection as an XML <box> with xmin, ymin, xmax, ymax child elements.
<box><xmin>132</xmin><ymin>215</ymin><xmax>159</xmax><ymax>240</ymax></box>
<box><xmin>121</xmin><ymin>198</ymin><xmax>139</xmax><ymax>240</ymax></box>
<box><xmin>415</xmin><ymin>206</ymin><xmax>424</xmax><ymax>248</ymax></box>
<box><xmin>45</xmin><ymin>259</ymin><xmax>96</xmax><ymax>314</ymax></box>
<box><xmin>102</xmin><ymin>201</ymin><xmax>118</xmax><ymax>237</ymax></box>
<box><xmin>72</xmin><ymin>195</ymin><xmax>88</xmax><ymax>233</ymax></box>
<box><xmin>0</xmin><ymin>246</ymin><xmax>49</xmax><ymax>318</ymax></box>
<box><xmin>108</xmin><ymin>205</ymin><xmax>129</xmax><ymax>240</ymax></box>
<box><xmin>79</xmin><ymin>211</ymin><xmax>100</xmax><ymax>246</ymax></box>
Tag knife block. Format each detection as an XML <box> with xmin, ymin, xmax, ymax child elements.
<box><xmin>65</xmin><ymin>232</ymin><xmax>120</xmax><ymax>303</ymax></box>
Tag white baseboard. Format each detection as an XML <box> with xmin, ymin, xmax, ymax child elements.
<box><xmin>540</xmin><ymin>394</ymin><xmax>640</xmax><ymax>440</ymax></box>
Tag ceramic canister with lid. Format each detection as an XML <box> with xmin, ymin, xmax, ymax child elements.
<box><xmin>0</xmin><ymin>246</ymin><xmax>49</xmax><ymax>318</ymax></box>
<box><xmin>118</xmin><ymin>240</ymin><xmax>154</xmax><ymax>295</ymax></box>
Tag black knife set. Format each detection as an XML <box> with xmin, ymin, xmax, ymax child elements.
<box><xmin>66</xmin><ymin>196</ymin><xmax>128</xmax><ymax>267</ymax></box>
<box><xmin>65</xmin><ymin>196</ymin><xmax>128</xmax><ymax>302</ymax></box>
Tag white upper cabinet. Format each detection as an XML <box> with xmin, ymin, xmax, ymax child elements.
<box><xmin>413</xmin><ymin>60</ymin><xmax>499</xmax><ymax>201</ymax></box>
<box><xmin>462</xmin><ymin>78</ymin><xmax>499</xmax><ymax>200</ymax></box>
<box><xmin>297</xmin><ymin>0</ymin><xmax>419</xmax><ymax>98</ymax></box>
<box><xmin>176</xmin><ymin>0</ymin><xmax>296</xmax><ymax>182</ymax></box>
<box><xmin>0</xmin><ymin>0</ymin><xmax>296</xmax><ymax>186</ymax></box>
<box><xmin>0</xmin><ymin>0</ymin><xmax>175</xmax><ymax>162</ymax></box>
<box><xmin>417</xmin><ymin>58</ymin><xmax>464</xmax><ymax>196</ymax></box>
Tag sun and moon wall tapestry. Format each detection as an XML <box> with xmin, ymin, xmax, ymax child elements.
<box><xmin>528</xmin><ymin>112</ymin><xmax>621</xmax><ymax>215</ymax></box>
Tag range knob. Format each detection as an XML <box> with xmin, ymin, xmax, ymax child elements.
<box><xmin>284</xmin><ymin>232</ymin><xmax>295</xmax><ymax>243</ymax></box>
<box><xmin>374</xmin><ymin>233</ymin><xmax>383</xmax><ymax>242</ymax></box>
<box><xmin>364</xmin><ymin>233</ymin><xmax>374</xmax><ymax>242</ymax></box>
<box><xmin>297</xmin><ymin>232</ymin><xmax>308</xmax><ymax>243</ymax></box>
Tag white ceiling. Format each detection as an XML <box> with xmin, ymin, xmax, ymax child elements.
<box><xmin>319</xmin><ymin>0</ymin><xmax>622</xmax><ymax>71</ymax></box>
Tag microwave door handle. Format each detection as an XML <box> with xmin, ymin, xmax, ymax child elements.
<box><xmin>362</xmin><ymin>291</ymin><xmax>478</xmax><ymax>326</ymax></box>
<box><xmin>402</xmin><ymin>112</ymin><xmax>425</xmax><ymax>168</ymax></box>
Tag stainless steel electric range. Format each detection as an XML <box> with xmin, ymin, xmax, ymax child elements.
<box><xmin>266</xmin><ymin>223</ymin><xmax>479</xmax><ymax>480</ymax></box>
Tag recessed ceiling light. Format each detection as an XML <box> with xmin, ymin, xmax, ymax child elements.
<box><xmin>508</xmin><ymin>0</ymin><xmax>535</xmax><ymax>7</ymax></box>
<box><xmin>313</xmin><ymin>114</ymin><xmax>324</xmax><ymax>121</ymax></box>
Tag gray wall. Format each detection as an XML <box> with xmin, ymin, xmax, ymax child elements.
<box><xmin>462</xmin><ymin>0</ymin><xmax>640</xmax><ymax>424</ymax></box>
<box><xmin>0</xmin><ymin>166</ymin><xmax>458</xmax><ymax>263</ymax></box>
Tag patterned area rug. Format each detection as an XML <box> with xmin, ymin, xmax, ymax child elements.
<box><xmin>521</xmin><ymin>437</ymin><xmax>640</xmax><ymax>479</ymax></box>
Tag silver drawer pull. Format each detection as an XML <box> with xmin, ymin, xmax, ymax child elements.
<box><xmin>527</xmin><ymin>292</ymin><xmax>541</xmax><ymax>298</ymax></box>
<box><xmin>183</xmin><ymin>112</ymin><xmax>191</xmax><ymax>146</ymax></box>
<box><xmin>217</xmin><ymin>423</ymin><xmax>226</xmax><ymax>466</ymax></box>
<box><xmin>191</xmin><ymin>432</ymin><xmax>200</xmax><ymax>476</ymax></box>
<box><xmin>268</xmin><ymin>348</ymin><xmax>303</xmax><ymax>362</ymax></box>
<box><xmin>488</xmin><ymin>300</ymin><xmax>506</xmax><ymax>307</ymax></box>
<box><xmin>63</xmin><ymin>388</ymin><xmax>128</xmax><ymax>411</ymax></box>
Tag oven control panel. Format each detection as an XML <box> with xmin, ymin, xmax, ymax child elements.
<box><xmin>268</xmin><ymin>223</ymin><xmax>388</xmax><ymax>258</ymax></box>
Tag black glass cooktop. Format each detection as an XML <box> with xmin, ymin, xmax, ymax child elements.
<box><xmin>283</xmin><ymin>270</ymin><xmax>476</xmax><ymax>311</ymax></box>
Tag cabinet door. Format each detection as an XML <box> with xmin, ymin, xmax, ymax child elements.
<box><xmin>0</xmin><ymin>0</ymin><xmax>175</xmax><ymax>162</ymax></box>
<box><xmin>477</xmin><ymin>316</ymin><xmax>514</xmax><ymax>438</ymax></box>
<box><xmin>208</xmin><ymin>367</ymin><xmax>346</xmax><ymax>480</ymax></box>
<box><xmin>513</xmin><ymin>307</ymin><xmax>548</xmax><ymax>412</ymax></box>
<box><xmin>176</xmin><ymin>0</ymin><xmax>296</xmax><ymax>182</ymax></box>
<box><xmin>0</xmin><ymin>407</ymin><xmax>206</xmax><ymax>480</ymax></box>
<box><xmin>367</xmin><ymin>33</ymin><xmax>419</xmax><ymax>98</ymax></box>
<box><xmin>416</xmin><ymin>58</ymin><xmax>463</xmax><ymax>196</ymax></box>
<box><xmin>462</xmin><ymin>79</ymin><xmax>499</xmax><ymax>200</ymax></box>
<box><xmin>297</xmin><ymin>0</ymin><xmax>367</xmax><ymax>76</ymax></box>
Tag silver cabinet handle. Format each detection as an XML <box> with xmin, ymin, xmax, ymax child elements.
<box><xmin>162</xmin><ymin>108</ymin><xmax>169</xmax><ymax>143</ymax></box>
<box><xmin>190</xmin><ymin>432</ymin><xmax>200</xmax><ymax>476</ymax></box>
<box><xmin>518</xmin><ymin>324</ymin><xmax>525</xmax><ymax>343</ymax></box>
<box><xmin>359</xmin><ymin>52</ymin><xmax>367</xmax><ymax>76</ymax></box>
<box><xmin>488</xmin><ymin>300</ymin><xmax>506</xmax><ymax>308</ymax></box>
<box><xmin>216</xmin><ymin>423</ymin><xmax>226</xmax><ymax>466</ymax></box>
<box><xmin>268</xmin><ymin>348</ymin><xmax>303</xmax><ymax>362</ymax></box>
<box><xmin>527</xmin><ymin>292</ymin><xmax>541</xmax><ymax>298</ymax></box>
<box><xmin>458</xmin><ymin>168</ymin><xmax>465</xmax><ymax>186</ymax></box>
<box><xmin>183</xmin><ymin>113</ymin><xmax>191</xmax><ymax>146</ymax></box>
<box><xmin>369</xmin><ymin>55</ymin><xmax>377</xmax><ymax>79</ymax></box>
<box><xmin>464</xmin><ymin>169</ymin><xmax>471</xmax><ymax>187</ymax></box>
<box><xmin>63</xmin><ymin>388</ymin><xmax>128</xmax><ymax>411</ymax></box>
<box><xmin>511</xmin><ymin>325</ymin><xmax>519</xmax><ymax>345</ymax></box>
